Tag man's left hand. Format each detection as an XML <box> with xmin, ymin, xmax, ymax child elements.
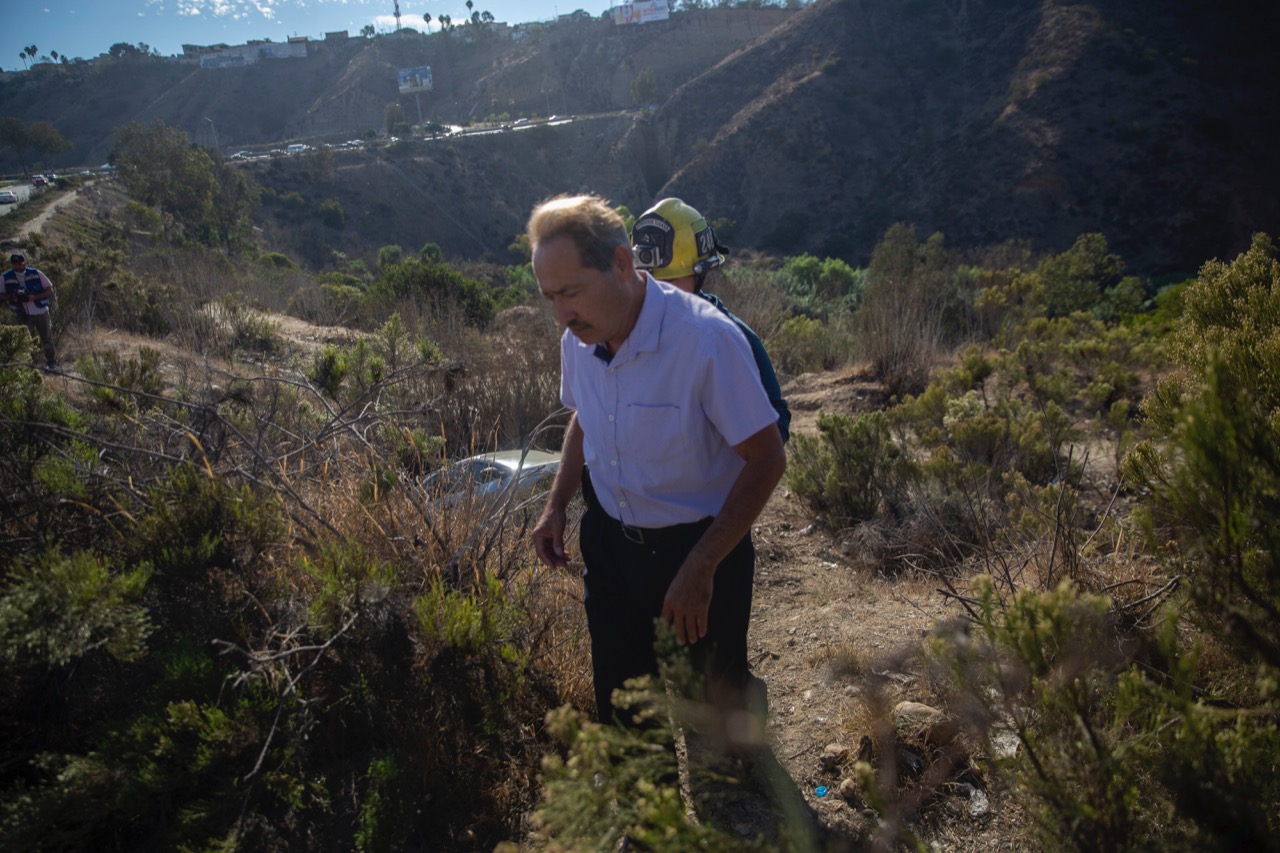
<box><xmin>661</xmin><ymin>558</ymin><xmax>715</xmax><ymax>645</ymax></box>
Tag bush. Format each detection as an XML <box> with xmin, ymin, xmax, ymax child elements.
<box><xmin>258</xmin><ymin>251</ymin><xmax>297</xmax><ymax>271</ymax></box>
<box><xmin>858</xmin><ymin>224</ymin><xmax>953</xmax><ymax>398</ymax></box>
<box><xmin>371</xmin><ymin>257</ymin><xmax>497</xmax><ymax>327</ymax></box>
<box><xmin>768</xmin><ymin>314</ymin><xmax>833</xmax><ymax>374</ymax></box>
<box><xmin>0</xmin><ymin>550</ymin><xmax>152</xmax><ymax>674</ymax></box>
<box><xmin>1037</xmin><ymin>232</ymin><xmax>1126</xmax><ymax>319</ymax></box>
<box><xmin>316</xmin><ymin>198</ymin><xmax>347</xmax><ymax>229</ymax></box>
<box><xmin>74</xmin><ymin>346</ymin><xmax>166</xmax><ymax>410</ymax></box>
<box><xmin>786</xmin><ymin>410</ymin><xmax>910</xmax><ymax>524</ymax></box>
<box><xmin>915</xmin><ymin>233</ymin><xmax>1280</xmax><ymax>853</ymax></box>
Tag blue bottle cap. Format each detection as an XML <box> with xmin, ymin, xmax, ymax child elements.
<box><xmin>815</xmin><ymin>786</ymin><xmax>828</xmax><ymax>797</ymax></box>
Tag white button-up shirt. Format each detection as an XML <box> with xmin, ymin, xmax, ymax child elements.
<box><xmin>561</xmin><ymin>273</ymin><xmax>778</xmax><ymax>527</ymax></box>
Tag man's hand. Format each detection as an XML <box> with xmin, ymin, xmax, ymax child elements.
<box><xmin>532</xmin><ymin>503</ymin><xmax>570</xmax><ymax>568</ymax></box>
<box><xmin>531</xmin><ymin>412</ymin><xmax>585</xmax><ymax>569</ymax></box>
<box><xmin>661</xmin><ymin>557</ymin><xmax>715</xmax><ymax>645</ymax></box>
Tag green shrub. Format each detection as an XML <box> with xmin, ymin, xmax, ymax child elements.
<box><xmin>287</xmin><ymin>280</ymin><xmax>367</xmax><ymax>326</ymax></box>
<box><xmin>219</xmin><ymin>293</ymin><xmax>282</xmax><ymax>357</ymax></box>
<box><xmin>355</xmin><ymin>756</ymin><xmax>410</xmax><ymax>853</ymax></box>
<box><xmin>926</xmin><ymin>577</ymin><xmax>1149</xmax><ymax>850</ymax></box>
<box><xmin>978</xmin><ymin>232</ymin><xmax>1280</xmax><ymax>849</ymax></box>
<box><xmin>371</xmin><ymin>257</ymin><xmax>497</xmax><ymax>327</ymax></box>
<box><xmin>1038</xmin><ymin>232</ymin><xmax>1126</xmax><ymax>319</ymax></box>
<box><xmin>301</xmin><ymin>541</ymin><xmax>400</xmax><ymax>631</ymax></box>
<box><xmin>377</xmin><ymin>244</ymin><xmax>405</xmax><ymax>270</ymax></box>
<box><xmin>74</xmin><ymin>347</ymin><xmax>166</xmax><ymax>410</ymax></box>
<box><xmin>769</xmin><ymin>314</ymin><xmax>831</xmax><ymax>374</ymax></box>
<box><xmin>780</xmin><ymin>253</ymin><xmax>865</xmax><ymax>314</ymax></box>
<box><xmin>129</xmin><ymin>463</ymin><xmax>283</xmax><ymax>590</ymax></box>
<box><xmin>0</xmin><ymin>550</ymin><xmax>152</xmax><ymax>674</ymax></box>
<box><xmin>308</xmin><ymin>343</ymin><xmax>349</xmax><ymax>399</ymax></box>
<box><xmin>786</xmin><ymin>410</ymin><xmax>909</xmax><ymax>524</ymax></box>
<box><xmin>316</xmin><ymin>198</ymin><xmax>347</xmax><ymax>229</ymax></box>
<box><xmin>258</xmin><ymin>251</ymin><xmax>297</xmax><ymax>270</ymax></box>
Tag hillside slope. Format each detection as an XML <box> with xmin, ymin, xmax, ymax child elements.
<box><xmin>0</xmin><ymin>11</ymin><xmax>790</xmax><ymax>167</ymax></box>
<box><xmin>629</xmin><ymin>0</ymin><xmax>1280</xmax><ymax>272</ymax></box>
<box><xmin>3</xmin><ymin>1</ymin><xmax>1277</xmax><ymax>273</ymax></box>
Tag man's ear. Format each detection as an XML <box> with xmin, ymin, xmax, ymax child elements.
<box><xmin>612</xmin><ymin>242</ymin><xmax>635</xmax><ymax>278</ymax></box>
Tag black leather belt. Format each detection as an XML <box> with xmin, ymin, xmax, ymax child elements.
<box><xmin>602</xmin><ymin>511</ymin><xmax>713</xmax><ymax>548</ymax></box>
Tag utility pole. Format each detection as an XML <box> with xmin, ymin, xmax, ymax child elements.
<box><xmin>394</xmin><ymin>0</ymin><xmax>402</xmax><ymax>30</ymax></box>
<box><xmin>204</xmin><ymin>117</ymin><xmax>219</xmax><ymax>152</ymax></box>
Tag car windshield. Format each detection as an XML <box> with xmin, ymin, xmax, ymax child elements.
<box><xmin>424</xmin><ymin>459</ymin><xmax>506</xmax><ymax>498</ymax></box>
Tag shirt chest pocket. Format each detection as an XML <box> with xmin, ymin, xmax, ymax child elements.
<box><xmin>619</xmin><ymin>403</ymin><xmax>687</xmax><ymax>464</ymax></box>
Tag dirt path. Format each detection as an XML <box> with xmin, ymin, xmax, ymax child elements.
<box><xmin>2</xmin><ymin>184</ymin><xmax>86</xmax><ymax>242</ymax></box>
<box><xmin>25</xmin><ymin>189</ymin><xmax>83</xmax><ymax>235</ymax></box>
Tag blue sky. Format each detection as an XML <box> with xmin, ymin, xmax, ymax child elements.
<box><xmin>6</xmin><ymin>0</ymin><xmax>607</xmax><ymax>72</ymax></box>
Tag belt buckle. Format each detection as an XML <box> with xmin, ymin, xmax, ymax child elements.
<box><xmin>620</xmin><ymin>523</ymin><xmax>646</xmax><ymax>545</ymax></box>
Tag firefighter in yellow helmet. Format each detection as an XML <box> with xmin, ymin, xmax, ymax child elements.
<box><xmin>632</xmin><ymin>198</ymin><xmax>790</xmax><ymax>442</ymax></box>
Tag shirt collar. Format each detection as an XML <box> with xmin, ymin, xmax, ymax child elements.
<box><xmin>622</xmin><ymin>272</ymin><xmax>666</xmax><ymax>360</ymax></box>
<box><xmin>584</xmin><ymin>271</ymin><xmax>667</xmax><ymax>366</ymax></box>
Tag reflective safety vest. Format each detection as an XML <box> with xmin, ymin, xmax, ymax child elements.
<box><xmin>3</xmin><ymin>267</ymin><xmax>52</xmax><ymax>316</ymax></box>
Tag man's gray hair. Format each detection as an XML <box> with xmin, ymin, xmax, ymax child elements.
<box><xmin>527</xmin><ymin>194</ymin><xmax>630</xmax><ymax>272</ymax></box>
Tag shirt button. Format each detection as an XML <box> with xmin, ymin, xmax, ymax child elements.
<box><xmin>608</xmin><ymin>414</ymin><xmax>614</xmax><ymax>422</ymax></box>
<box><xmin>611</xmin><ymin>459</ymin><xmax>617</xmax><ymax>466</ymax></box>
<box><xmin>619</xmin><ymin>501</ymin><xmax>627</xmax><ymax>508</ymax></box>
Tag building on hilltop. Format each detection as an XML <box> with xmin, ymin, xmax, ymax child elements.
<box><xmin>196</xmin><ymin>39</ymin><xmax>308</xmax><ymax>69</ymax></box>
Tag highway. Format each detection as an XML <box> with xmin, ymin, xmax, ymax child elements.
<box><xmin>0</xmin><ymin>181</ymin><xmax>36</xmax><ymax>217</ymax></box>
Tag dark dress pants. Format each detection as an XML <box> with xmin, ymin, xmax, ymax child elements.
<box><xmin>579</xmin><ymin>501</ymin><xmax>755</xmax><ymax>725</ymax></box>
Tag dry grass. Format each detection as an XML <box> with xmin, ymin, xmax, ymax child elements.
<box><xmin>714</xmin><ymin>266</ymin><xmax>794</xmax><ymax>341</ymax></box>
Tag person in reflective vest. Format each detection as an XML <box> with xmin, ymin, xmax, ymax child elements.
<box><xmin>3</xmin><ymin>252</ymin><xmax>58</xmax><ymax>372</ymax></box>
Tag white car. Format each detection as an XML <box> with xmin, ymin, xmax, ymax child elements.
<box><xmin>0</xmin><ymin>190</ymin><xmax>17</xmax><ymax>204</ymax></box>
<box><xmin>424</xmin><ymin>449</ymin><xmax>560</xmax><ymax>511</ymax></box>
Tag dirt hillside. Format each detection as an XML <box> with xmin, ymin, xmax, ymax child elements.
<box><xmin>6</xmin><ymin>1</ymin><xmax>1277</xmax><ymax>274</ymax></box>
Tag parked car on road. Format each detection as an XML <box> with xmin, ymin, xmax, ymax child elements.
<box><xmin>0</xmin><ymin>190</ymin><xmax>18</xmax><ymax>204</ymax></box>
<box><xmin>31</xmin><ymin>175</ymin><xmax>47</xmax><ymax>188</ymax></box>
<box><xmin>424</xmin><ymin>449</ymin><xmax>560</xmax><ymax>512</ymax></box>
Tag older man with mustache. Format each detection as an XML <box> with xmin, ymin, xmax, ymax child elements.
<box><xmin>528</xmin><ymin>194</ymin><xmax>785</xmax><ymax>743</ymax></box>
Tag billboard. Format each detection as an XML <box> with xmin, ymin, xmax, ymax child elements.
<box><xmin>397</xmin><ymin>66</ymin><xmax>433</xmax><ymax>95</ymax></box>
<box><xmin>612</xmin><ymin>0</ymin><xmax>670</xmax><ymax>26</ymax></box>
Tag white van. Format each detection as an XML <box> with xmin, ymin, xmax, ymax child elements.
<box><xmin>287</xmin><ymin>144</ymin><xmax>307</xmax><ymax>154</ymax></box>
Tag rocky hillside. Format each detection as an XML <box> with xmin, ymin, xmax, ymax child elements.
<box><xmin>0</xmin><ymin>10</ymin><xmax>789</xmax><ymax>166</ymax></box>
<box><xmin>623</xmin><ymin>0</ymin><xmax>1280</xmax><ymax>272</ymax></box>
<box><xmin>3</xmin><ymin>0</ymin><xmax>1277</xmax><ymax>273</ymax></box>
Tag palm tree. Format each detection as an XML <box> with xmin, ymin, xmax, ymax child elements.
<box><xmin>423</xmin><ymin>12</ymin><xmax>432</xmax><ymax>32</ymax></box>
